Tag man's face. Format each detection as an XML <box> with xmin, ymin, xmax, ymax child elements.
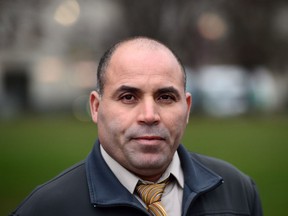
<box><xmin>90</xmin><ymin>42</ymin><xmax>191</xmax><ymax>181</ymax></box>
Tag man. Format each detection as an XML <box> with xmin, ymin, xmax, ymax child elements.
<box><xmin>10</xmin><ymin>37</ymin><xmax>263</xmax><ymax>216</ymax></box>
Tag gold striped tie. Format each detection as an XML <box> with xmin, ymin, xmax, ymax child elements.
<box><xmin>136</xmin><ymin>178</ymin><xmax>170</xmax><ymax>216</ymax></box>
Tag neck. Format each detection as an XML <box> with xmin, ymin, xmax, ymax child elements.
<box><xmin>135</xmin><ymin>172</ymin><xmax>164</xmax><ymax>183</ymax></box>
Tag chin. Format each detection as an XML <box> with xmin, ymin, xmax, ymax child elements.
<box><xmin>131</xmin><ymin>155</ymin><xmax>169</xmax><ymax>170</ymax></box>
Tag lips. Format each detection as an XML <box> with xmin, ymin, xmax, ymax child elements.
<box><xmin>131</xmin><ymin>136</ymin><xmax>165</xmax><ymax>146</ymax></box>
<box><xmin>133</xmin><ymin>135</ymin><xmax>165</xmax><ymax>141</ymax></box>
<box><xmin>133</xmin><ymin>136</ymin><xmax>165</xmax><ymax>141</ymax></box>
<box><xmin>126</xmin><ymin>126</ymin><xmax>169</xmax><ymax>143</ymax></box>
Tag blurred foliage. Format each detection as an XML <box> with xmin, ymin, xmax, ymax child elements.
<box><xmin>120</xmin><ymin>0</ymin><xmax>288</xmax><ymax>69</ymax></box>
<box><xmin>0</xmin><ymin>0</ymin><xmax>288</xmax><ymax>70</ymax></box>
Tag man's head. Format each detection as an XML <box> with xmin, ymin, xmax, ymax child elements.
<box><xmin>90</xmin><ymin>37</ymin><xmax>192</xmax><ymax>182</ymax></box>
<box><xmin>96</xmin><ymin>37</ymin><xmax>187</xmax><ymax>96</ymax></box>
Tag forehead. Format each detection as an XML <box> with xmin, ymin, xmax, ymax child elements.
<box><xmin>104</xmin><ymin>41</ymin><xmax>184</xmax><ymax>91</ymax></box>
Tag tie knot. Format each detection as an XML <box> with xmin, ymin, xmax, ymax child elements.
<box><xmin>136</xmin><ymin>178</ymin><xmax>170</xmax><ymax>205</ymax></box>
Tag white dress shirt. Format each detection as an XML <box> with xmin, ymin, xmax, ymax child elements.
<box><xmin>100</xmin><ymin>145</ymin><xmax>184</xmax><ymax>216</ymax></box>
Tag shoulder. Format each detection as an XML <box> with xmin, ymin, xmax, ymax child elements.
<box><xmin>188</xmin><ymin>152</ymin><xmax>259</xmax><ymax>198</ymax></box>
<box><xmin>11</xmin><ymin>161</ymin><xmax>89</xmax><ymax>216</ymax></box>
<box><xmin>187</xmin><ymin>153</ymin><xmax>263</xmax><ymax>215</ymax></box>
<box><xmin>30</xmin><ymin>160</ymin><xmax>87</xmax><ymax>197</ymax></box>
<box><xmin>190</xmin><ymin>152</ymin><xmax>251</xmax><ymax>183</ymax></box>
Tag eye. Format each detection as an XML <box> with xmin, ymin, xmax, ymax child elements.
<box><xmin>158</xmin><ymin>94</ymin><xmax>176</xmax><ymax>103</ymax></box>
<box><xmin>119</xmin><ymin>94</ymin><xmax>137</xmax><ymax>104</ymax></box>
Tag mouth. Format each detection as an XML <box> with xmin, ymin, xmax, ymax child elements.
<box><xmin>132</xmin><ymin>136</ymin><xmax>165</xmax><ymax>145</ymax></box>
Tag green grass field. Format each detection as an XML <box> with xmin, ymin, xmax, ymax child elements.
<box><xmin>1</xmin><ymin>114</ymin><xmax>288</xmax><ymax>215</ymax></box>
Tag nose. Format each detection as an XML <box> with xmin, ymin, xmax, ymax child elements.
<box><xmin>137</xmin><ymin>98</ymin><xmax>160</xmax><ymax>125</ymax></box>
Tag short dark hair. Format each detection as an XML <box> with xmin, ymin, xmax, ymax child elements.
<box><xmin>96</xmin><ymin>36</ymin><xmax>186</xmax><ymax>95</ymax></box>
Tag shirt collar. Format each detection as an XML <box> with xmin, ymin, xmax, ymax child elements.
<box><xmin>100</xmin><ymin>144</ymin><xmax>184</xmax><ymax>194</ymax></box>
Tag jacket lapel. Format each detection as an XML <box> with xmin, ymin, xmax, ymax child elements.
<box><xmin>177</xmin><ymin>145</ymin><xmax>223</xmax><ymax>215</ymax></box>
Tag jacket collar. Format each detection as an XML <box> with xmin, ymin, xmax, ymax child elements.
<box><xmin>85</xmin><ymin>140</ymin><xmax>141</xmax><ymax>208</ymax></box>
<box><xmin>86</xmin><ymin>140</ymin><xmax>223</xmax><ymax>212</ymax></box>
<box><xmin>177</xmin><ymin>146</ymin><xmax>223</xmax><ymax>215</ymax></box>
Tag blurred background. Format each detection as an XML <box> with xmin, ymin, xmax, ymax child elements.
<box><xmin>0</xmin><ymin>0</ymin><xmax>288</xmax><ymax>215</ymax></box>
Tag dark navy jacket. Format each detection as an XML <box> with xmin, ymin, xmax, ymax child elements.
<box><xmin>10</xmin><ymin>141</ymin><xmax>263</xmax><ymax>216</ymax></box>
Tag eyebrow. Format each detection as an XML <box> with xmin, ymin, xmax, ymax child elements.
<box><xmin>156</xmin><ymin>86</ymin><xmax>181</xmax><ymax>99</ymax></box>
<box><xmin>112</xmin><ymin>85</ymin><xmax>142</xmax><ymax>98</ymax></box>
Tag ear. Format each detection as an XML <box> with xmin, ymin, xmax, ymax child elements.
<box><xmin>89</xmin><ymin>91</ymin><xmax>101</xmax><ymax>124</ymax></box>
<box><xmin>185</xmin><ymin>92</ymin><xmax>192</xmax><ymax>123</ymax></box>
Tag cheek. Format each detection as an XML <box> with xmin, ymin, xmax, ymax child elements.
<box><xmin>164</xmin><ymin>106</ymin><xmax>188</xmax><ymax>126</ymax></box>
<box><xmin>97</xmin><ymin>107</ymin><xmax>131</xmax><ymax>138</ymax></box>
<box><xmin>163</xmin><ymin>108</ymin><xmax>188</xmax><ymax>138</ymax></box>
<box><xmin>98</xmin><ymin>110</ymin><xmax>118</xmax><ymax>133</ymax></box>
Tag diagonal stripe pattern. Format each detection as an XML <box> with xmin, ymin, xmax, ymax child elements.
<box><xmin>136</xmin><ymin>178</ymin><xmax>170</xmax><ymax>216</ymax></box>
